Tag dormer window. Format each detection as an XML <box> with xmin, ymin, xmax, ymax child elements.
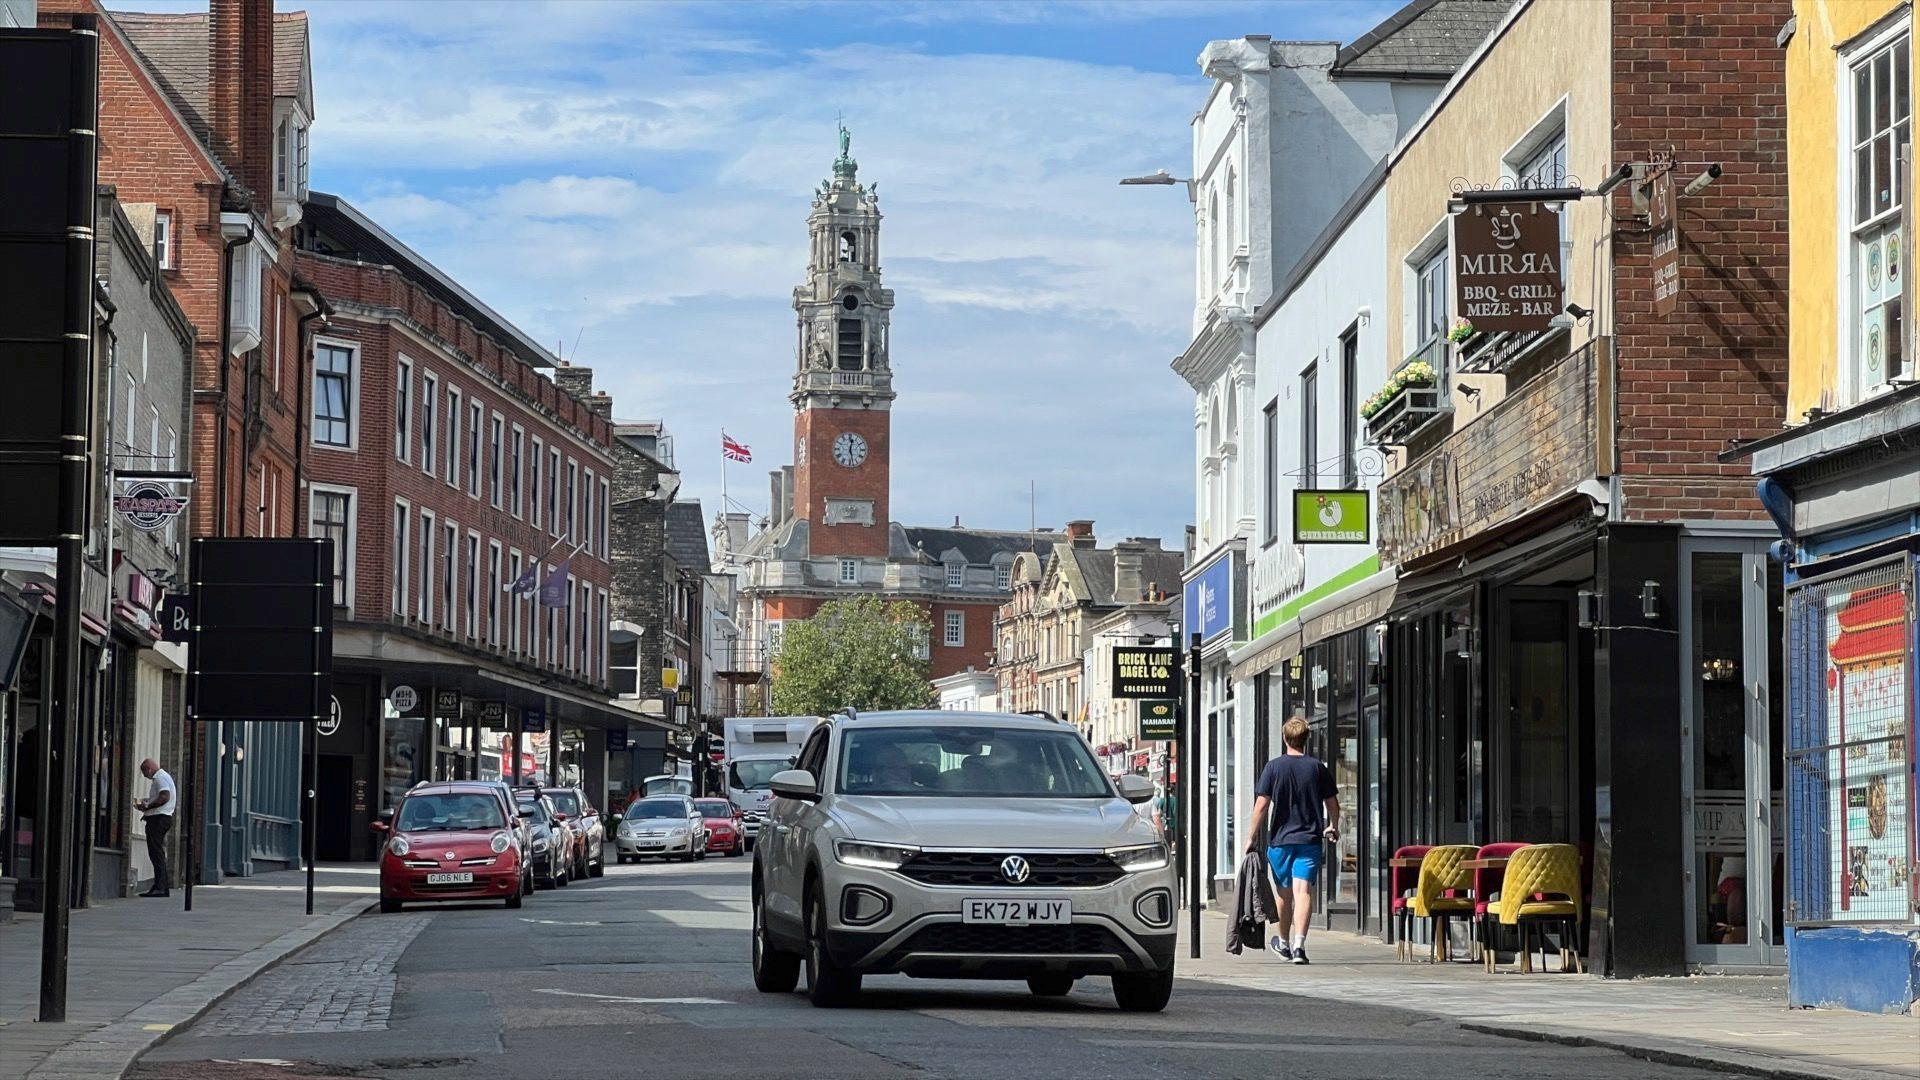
<box><xmin>272</xmin><ymin>102</ymin><xmax>310</xmax><ymax>206</ymax></box>
<box><xmin>946</xmin><ymin>562</ymin><xmax>965</xmax><ymax>588</ymax></box>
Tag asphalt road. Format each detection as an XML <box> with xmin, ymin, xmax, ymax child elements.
<box><xmin>132</xmin><ymin>855</ymin><xmax>1728</xmax><ymax>1080</ymax></box>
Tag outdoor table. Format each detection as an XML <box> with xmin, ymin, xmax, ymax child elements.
<box><xmin>1461</xmin><ymin>856</ymin><xmax>1510</xmax><ymax>871</ymax></box>
<box><xmin>1388</xmin><ymin>855</ymin><xmax>1425</xmax><ymax>868</ymax></box>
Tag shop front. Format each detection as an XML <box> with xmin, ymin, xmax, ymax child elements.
<box><xmin>1746</xmin><ymin>388</ymin><xmax>1920</xmax><ymax>1013</ymax></box>
<box><xmin>1181</xmin><ymin>542</ymin><xmax>1243</xmax><ymax>901</ymax></box>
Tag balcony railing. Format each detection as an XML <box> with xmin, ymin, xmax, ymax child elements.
<box><xmin>1377</xmin><ymin>336</ymin><xmax>1613</xmax><ymax>566</ymax></box>
<box><xmin>831</xmin><ymin>371</ymin><xmax>873</xmax><ymax>388</ymax></box>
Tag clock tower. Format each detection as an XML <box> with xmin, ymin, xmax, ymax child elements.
<box><xmin>790</xmin><ymin>125</ymin><xmax>894</xmax><ymax>558</ymax></box>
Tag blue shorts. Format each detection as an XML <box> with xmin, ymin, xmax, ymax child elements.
<box><xmin>1267</xmin><ymin>842</ymin><xmax>1324</xmax><ymax>887</ymax></box>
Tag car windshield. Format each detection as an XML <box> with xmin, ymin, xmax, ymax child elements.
<box><xmin>695</xmin><ymin>800</ymin><xmax>734</xmax><ymax>819</ymax></box>
<box><xmin>398</xmin><ymin>792</ymin><xmax>505</xmax><ymax>831</ymax></box>
<box><xmin>727</xmin><ymin>758</ymin><xmax>791</xmax><ymax>790</ymax></box>
<box><xmin>837</xmin><ymin>726</ymin><xmax>1113</xmax><ymax>798</ymax></box>
<box><xmin>545</xmin><ymin>790</ymin><xmax>581</xmax><ymax>816</ymax></box>
<box><xmin>641</xmin><ymin>777</ymin><xmax>692</xmax><ymax>797</ymax></box>
<box><xmin>629</xmin><ymin>798</ymin><xmax>688</xmax><ymax>819</ymax></box>
<box><xmin>515</xmin><ymin>799</ymin><xmax>550</xmax><ymax>824</ymax></box>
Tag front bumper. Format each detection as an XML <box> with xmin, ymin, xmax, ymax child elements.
<box><xmin>617</xmin><ymin>833</ymin><xmax>697</xmax><ymax>856</ymax></box>
<box><xmin>704</xmin><ymin>830</ymin><xmax>741</xmax><ymax>852</ymax></box>
<box><xmin>817</xmin><ymin>858</ymin><xmax>1178</xmax><ymax>979</ymax></box>
<box><xmin>381</xmin><ymin>856</ymin><xmax>520</xmax><ymax>902</ymax></box>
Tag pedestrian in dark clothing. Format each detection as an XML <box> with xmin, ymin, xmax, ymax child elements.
<box><xmin>1246</xmin><ymin>716</ymin><xmax>1339</xmax><ymax>964</ymax></box>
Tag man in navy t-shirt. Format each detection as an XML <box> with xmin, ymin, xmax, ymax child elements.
<box><xmin>1245</xmin><ymin>715</ymin><xmax>1339</xmax><ymax>964</ymax></box>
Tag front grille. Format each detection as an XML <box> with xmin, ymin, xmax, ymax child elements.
<box><xmin>897</xmin><ymin>851</ymin><xmax>1125</xmax><ymax>888</ymax></box>
<box><xmin>459</xmin><ymin>856</ymin><xmax>497</xmax><ymax>867</ymax></box>
<box><xmin>899</xmin><ymin>923</ymin><xmax>1127</xmax><ymax>955</ymax></box>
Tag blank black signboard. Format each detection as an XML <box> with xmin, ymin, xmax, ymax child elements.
<box><xmin>187</xmin><ymin>538</ymin><xmax>333</xmax><ymax>724</ymax></box>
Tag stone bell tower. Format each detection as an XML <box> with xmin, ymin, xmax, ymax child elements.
<box><xmin>790</xmin><ymin>124</ymin><xmax>894</xmax><ymax>557</ymax></box>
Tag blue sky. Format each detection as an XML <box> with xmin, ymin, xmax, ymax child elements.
<box><xmin>122</xmin><ymin>0</ymin><xmax>1402</xmax><ymax>548</ymax></box>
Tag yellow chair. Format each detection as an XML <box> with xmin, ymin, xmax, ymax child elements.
<box><xmin>1411</xmin><ymin>845</ymin><xmax>1478</xmax><ymax>963</ymax></box>
<box><xmin>1492</xmin><ymin>843</ymin><xmax>1584</xmax><ymax>973</ymax></box>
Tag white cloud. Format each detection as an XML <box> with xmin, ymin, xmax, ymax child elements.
<box><xmin>291</xmin><ymin>3</ymin><xmax>1205</xmax><ymax>544</ymax></box>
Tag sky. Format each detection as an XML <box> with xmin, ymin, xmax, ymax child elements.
<box><xmin>120</xmin><ymin>0</ymin><xmax>1403</xmax><ymax>548</ymax></box>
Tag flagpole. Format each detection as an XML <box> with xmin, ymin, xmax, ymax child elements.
<box><xmin>720</xmin><ymin>428</ymin><xmax>728</xmax><ymax>515</ymax></box>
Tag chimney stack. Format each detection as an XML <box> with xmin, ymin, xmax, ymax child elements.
<box><xmin>587</xmin><ymin>391</ymin><xmax>613</xmax><ymax>419</ymax></box>
<box><xmin>1066</xmin><ymin>519</ymin><xmax>1095</xmax><ymax>547</ymax></box>
<box><xmin>1113</xmin><ymin>539</ymin><xmax>1147</xmax><ymax>603</ymax></box>
<box><xmin>552</xmin><ymin>363</ymin><xmax>595</xmax><ymax>401</ymax></box>
<box><xmin>210</xmin><ymin>0</ymin><xmax>274</xmax><ymax>202</ymax></box>
<box><xmin>781</xmin><ymin>465</ymin><xmax>796</xmax><ymax>524</ymax></box>
<box><xmin>769</xmin><ymin>470</ymin><xmax>785</xmax><ymax>526</ymax></box>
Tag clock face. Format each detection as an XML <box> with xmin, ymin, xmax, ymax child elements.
<box><xmin>832</xmin><ymin>431</ymin><xmax>868</xmax><ymax>468</ymax></box>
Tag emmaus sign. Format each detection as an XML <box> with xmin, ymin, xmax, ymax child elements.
<box><xmin>1452</xmin><ymin>201</ymin><xmax>1563</xmax><ymax>334</ymax></box>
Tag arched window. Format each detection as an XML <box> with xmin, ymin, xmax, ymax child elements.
<box><xmin>1224</xmin><ymin>169</ymin><xmax>1237</xmax><ymax>265</ymax></box>
<box><xmin>1208</xmin><ymin>189</ymin><xmax>1220</xmax><ymax>295</ymax></box>
<box><xmin>839</xmin><ymin>230</ymin><xmax>856</xmax><ymax>262</ymax></box>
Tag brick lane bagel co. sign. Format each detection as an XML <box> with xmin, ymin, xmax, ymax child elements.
<box><xmin>1452</xmin><ymin>201</ymin><xmax>1563</xmax><ymax>334</ymax></box>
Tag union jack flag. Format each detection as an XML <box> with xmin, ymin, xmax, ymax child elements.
<box><xmin>721</xmin><ymin>433</ymin><xmax>752</xmax><ymax>463</ymax></box>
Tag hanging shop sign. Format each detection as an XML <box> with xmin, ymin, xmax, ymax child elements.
<box><xmin>1452</xmin><ymin>201</ymin><xmax>1563</xmax><ymax>334</ymax></box>
<box><xmin>1293</xmin><ymin>490</ymin><xmax>1370</xmax><ymax>545</ymax></box>
<box><xmin>479</xmin><ymin>701</ymin><xmax>507</xmax><ymax>729</ymax></box>
<box><xmin>318</xmin><ymin>697</ymin><xmax>341</xmax><ymax>737</ymax></box>
<box><xmin>522</xmin><ymin>706</ymin><xmax>547</xmax><ymax>733</ymax></box>
<box><xmin>389</xmin><ymin>684</ymin><xmax>419</xmax><ymax>713</ymax></box>
<box><xmin>607</xmin><ymin>729</ymin><xmax>629</xmax><ymax>752</ymax></box>
<box><xmin>432</xmin><ymin>689</ymin><xmax>461</xmax><ymax>720</ymax></box>
<box><xmin>1138</xmin><ymin>699</ymin><xmax>1180</xmax><ymax>742</ymax></box>
<box><xmin>159</xmin><ymin>593</ymin><xmax>193</xmax><ymax>643</ymax></box>
<box><xmin>1183</xmin><ymin>552</ymin><xmax>1237</xmax><ymax>644</ymax></box>
<box><xmin>1647</xmin><ymin>165</ymin><xmax>1680</xmax><ymax>317</ymax></box>
<box><xmin>112</xmin><ymin>481</ymin><xmax>189</xmax><ymax>532</ymax></box>
<box><xmin>1112</xmin><ymin>645</ymin><xmax>1181</xmax><ymax>699</ymax></box>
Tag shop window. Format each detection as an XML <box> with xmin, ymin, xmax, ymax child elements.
<box><xmin>1785</xmin><ymin>559</ymin><xmax>1913</xmax><ymax>925</ymax></box>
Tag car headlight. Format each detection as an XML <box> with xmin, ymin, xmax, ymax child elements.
<box><xmin>490</xmin><ymin>831</ymin><xmax>511</xmax><ymax>854</ymax></box>
<box><xmin>532</xmin><ymin>837</ymin><xmax>548</xmax><ymax>852</ymax></box>
<box><xmin>669</xmin><ymin>826</ymin><xmax>689</xmax><ymax>837</ymax></box>
<box><xmin>834</xmin><ymin>840</ymin><xmax>919</xmax><ymax>870</ymax></box>
<box><xmin>1107</xmin><ymin>843</ymin><xmax>1170</xmax><ymax>872</ymax></box>
<box><xmin>388</xmin><ymin>835</ymin><xmax>411</xmax><ymax>857</ymax></box>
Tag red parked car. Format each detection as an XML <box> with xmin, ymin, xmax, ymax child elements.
<box><xmin>375</xmin><ymin>781</ymin><xmax>525</xmax><ymax>912</ymax></box>
<box><xmin>695</xmin><ymin>798</ymin><xmax>747</xmax><ymax>857</ymax></box>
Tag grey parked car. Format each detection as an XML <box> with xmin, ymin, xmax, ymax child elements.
<box><xmin>513</xmin><ymin>792</ymin><xmax>571</xmax><ymax>889</ymax></box>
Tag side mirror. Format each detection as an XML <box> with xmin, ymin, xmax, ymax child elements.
<box><xmin>369</xmin><ymin>819</ymin><xmax>390</xmax><ymax>833</ymax></box>
<box><xmin>519</xmin><ymin>808</ymin><xmax>535</xmax><ymax>819</ymax></box>
<box><xmin>1115</xmin><ymin>773</ymin><xmax>1155</xmax><ymax>805</ymax></box>
<box><xmin>769</xmin><ymin>769</ymin><xmax>820</xmax><ymax>803</ymax></box>
<box><xmin>606</xmin><ymin>814</ymin><xmax>623</xmax><ymax>828</ymax></box>
<box><xmin>553</xmin><ymin>812</ymin><xmax>569</xmax><ymax>822</ymax></box>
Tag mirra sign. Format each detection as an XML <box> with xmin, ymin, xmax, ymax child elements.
<box><xmin>1452</xmin><ymin>201</ymin><xmax>1563</xmax><ymax>334</ymax></box>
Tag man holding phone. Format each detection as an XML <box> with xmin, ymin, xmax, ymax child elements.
<box><xmin>1245</xmin><ymin>716</ymin><xmax>1339</xmax><ymax>964</ymax></box>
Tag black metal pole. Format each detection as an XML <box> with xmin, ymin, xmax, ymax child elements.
<box><xmin>303</xmin><ymin>710</ymin><xmax>316</xmax><ymax>916</ymax></box>
<box><xmin>38</xmin><ymin>15</ymin><xmax>98</xmax><ymax>1024</ymax></box>
<box><xmin>1186</xmin><ymin>631</ymin><xmax>1202</xmax><ymax>960</ymax></box>
<box><xmin>184</xmin><ymin>539</ymin><xmax>200</xmax><ymax>913</ymax></box>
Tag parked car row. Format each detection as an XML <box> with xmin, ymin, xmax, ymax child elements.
<box><xmin>375</xmin><ymin>780</ymin><xmax>608</xmax><ymax>912</ymax></box>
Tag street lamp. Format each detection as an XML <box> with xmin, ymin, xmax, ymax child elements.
<box><xmin>1119</xmin><ymin>170</ymin><xmax>1197</xmax><ymax>203</ymax></box>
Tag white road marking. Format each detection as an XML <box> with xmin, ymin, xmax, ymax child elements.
<box><xmin>517</xmin><ymin>917</ymin><xmax>604</xmax><ymax>926</ymax></box>
<box><xmin>533</xmin><ymin>989</ymin><xmax>731</xmax><ymax>1005</ymax></box>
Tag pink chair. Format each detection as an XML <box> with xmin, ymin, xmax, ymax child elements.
<box><xmin>1390</xmin><ymin>845</ymin><xmax>1432</xmax><ymax>962</ymax></box>
<box><xmin>1469</xmin><ymin>842</ymin><xmax>1530</xmax><ymax>968</ymax></box>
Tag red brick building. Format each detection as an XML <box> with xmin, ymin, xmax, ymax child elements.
<box><xmin>723</xmin><ymin>133</ymin><xmax>1036</xmax><ymax>697</ymax></box>
<box><xmin>52</xmin><ymin>0</ymin><xmax>314</xmax><ymax>540</ymax></box>
<box><xmin>293</xmin><ymin>193</ymin><xmax>648</xmax><ymax>858</ymax></box>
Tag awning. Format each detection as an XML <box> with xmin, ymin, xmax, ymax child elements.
<box><xmin>1229</xmin><ymin>618</ymin><xmax>1302</xmax><ymax>682</ymax></box>
<box><xmin>1297</xmin><ymin>567</ymin><xmax>1398</xmax><ymax>648</ymax></box>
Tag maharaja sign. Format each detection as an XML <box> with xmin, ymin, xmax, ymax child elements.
<box><xmin>1452</xmin><ymin>201</ymin><xmax>1563</xmax><ymax>334</ymax></box>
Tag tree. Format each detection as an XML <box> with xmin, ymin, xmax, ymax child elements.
<box><xmin>770</xmin><ymin>595</ymin><xmax>936</xmax><ymax>716</ymax></box>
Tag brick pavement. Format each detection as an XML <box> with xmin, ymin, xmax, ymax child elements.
<box><xmin>186</xmin><ymin>914</ymin><xmax>427</xmax><ymax>1037</ymax></box>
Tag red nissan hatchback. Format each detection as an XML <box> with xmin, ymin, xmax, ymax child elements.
<box><xmin>375</xmin><ymin>781</ymin><xmax>525</xmax><ymax>912</ymax></box>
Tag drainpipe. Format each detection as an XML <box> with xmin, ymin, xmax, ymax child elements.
<box><xmin>213</xmin><ymin>223</ymin><xmax>252</xmax><ymax>538</ymax></box>
<box><xmin>290</xmin><ymin>283</ymin><xmax>329</xmax><ymax>533</ymax></box>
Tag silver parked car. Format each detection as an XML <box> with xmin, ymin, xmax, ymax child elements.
<box><xmin>751</xmin><ymin>711</ymin><xmax>1176</xmax><ymax>1011</ymax></box>
<box><xmin>614</xmin><ymin>794</ymin><xmax>709</xmax><ymax>863</ymax></box>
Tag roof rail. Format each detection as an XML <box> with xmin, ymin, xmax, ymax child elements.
<box><xmin>1020</xmin><ymin>709</ymin><xmax>1061</xmax><ymax>723</ymax></box>
<box><xmin>838</xmin><ymin>706</ymin><xmax>860</xmax><ymax>722</ymax></box>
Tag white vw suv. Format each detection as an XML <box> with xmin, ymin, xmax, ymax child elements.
<box><xmin>751</xmin><ymin>710</ymin><xmax>1177</xmax><ymax>1011</ymax></box>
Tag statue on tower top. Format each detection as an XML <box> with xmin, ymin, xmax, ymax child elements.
<box><xmin>833</xmin><ymin>120</ymin><xmax>857</xmax><ymax>180</ymax></box>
